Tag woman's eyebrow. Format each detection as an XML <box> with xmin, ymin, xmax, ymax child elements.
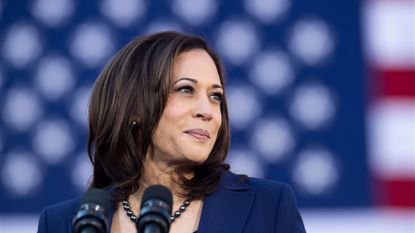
<box><xmin>212</xmin><ymin>84</ymin><xmax>223</xmax><ymax>89</ymax></box>
<box><xmin>173</xmin><ymin>77</ymin><xmax>197</xmax><ymax>84</ymax></box>
<box><xmin>173</xmin><ymin>77</ymin><xmax>223</xmax><ymax>89</ymax></box>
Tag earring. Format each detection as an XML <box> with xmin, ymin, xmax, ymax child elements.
<box><xmin>132</xmin><ymin>121</ymin><xmax>138</xmax><ymax>127</ymax></box>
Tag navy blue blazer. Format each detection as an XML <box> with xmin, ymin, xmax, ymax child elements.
<box><xmin>37</xmin><ymin>171</ymin><xmax>306</xmax><ymax>233</ymax></box>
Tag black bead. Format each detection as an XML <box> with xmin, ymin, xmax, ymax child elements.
<box><xmin>184</xmin><ymin>200</ymin><xmax>190</xmax><ymax>206</ymax></box>
<box><xmin>126</xmin><ymin>210</ymin><xmax>133</xmax><ymax>216</ymax></box>
<box><xmin>174</xmin><ymin>210</ymin><xmax>181</xmax><ymax>217</ymax></box>
<box><xmin>122</xmin><ymin>200</ymin><xmax>128</xmax><ymax>205</ymax></box>
<box><xmin>179</xmin><ymin>205</ymin><xmax>186</xmax><ymax>211</ymax></box>
<box><xmin>131</xmin><ymin>215</ymin><xmax>137</xmax><ymax>221</ymax></box>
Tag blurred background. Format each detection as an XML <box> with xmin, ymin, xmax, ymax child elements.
<box><xmin>0</xmin><ymin>0</ymin><xmax>414</xmax><ymax>232</ymax></box>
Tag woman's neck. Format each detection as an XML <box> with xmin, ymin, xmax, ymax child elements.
<box><xmin>141</xmin><ymin>157</ymin><xmax>179</xmax><ymax>193</ymax></box>
<box><xmin>130</xmin><ymin>156</ymin><xmax>192</xmax><ymax>207</ymax></box>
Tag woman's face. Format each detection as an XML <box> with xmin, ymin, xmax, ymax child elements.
<box><xmin>151</xmin><ymin>49</ymin><xmax>223</xmax><ymax>165</ymax></box>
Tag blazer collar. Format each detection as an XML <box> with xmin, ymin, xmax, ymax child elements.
<box><xmin>197</xmin><ymin>171</ymin><xmax>255</xmax><ymax>233</ymax></box>
<box><xmin>219</xmin><ymin>170</ymin><xmax>251</xmax><ymax>191</ymax></box>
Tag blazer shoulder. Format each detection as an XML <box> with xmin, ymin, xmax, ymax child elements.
<box><xmin>37</xmin><ymin>198</ymin><xmax>81</xmax><ymax>233</ymax></box>
<box><xmin>244</xmin><ymin>176</ymin><xmax>300</xmax><ymax>209</ymax></box>
<box><xmin>44</xmin><ymin>197</ymin><xmax>81</xmax><ymax>214</ymax></box>
<box><xmin>246</xmin><ymin>176</ymin><xmax>290</xmax><ymax>193</ymax></box>
<box><xmin>223</xmin><ymin>170</ymin><xmax>296</xmax><ymax>200</ymax></box>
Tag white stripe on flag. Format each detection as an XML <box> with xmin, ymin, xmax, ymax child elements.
<box><xmin>368</xmin><ymin>98</ymin><xmax>415</xmax><ymax>178</ymax></box>
<box><xmin>363</xmin><ymin>0</ymin><xmax>415</xmax><ymax>68</ymax></box>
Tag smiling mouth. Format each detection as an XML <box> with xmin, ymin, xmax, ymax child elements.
<box><xmin>184</xmin><ymin>129</ymin><xmax>210</xmax><ymax>141</ymax></box>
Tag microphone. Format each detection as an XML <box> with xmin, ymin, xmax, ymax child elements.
<box><xmin>72</xmin><ymin>188</ymin><xmax>111</xmax><ymax>233</ymax></box>
<box><xmin>136</xmin><ymin>185</ymin><xmax>173</xmax><ymax>233</ymax></box>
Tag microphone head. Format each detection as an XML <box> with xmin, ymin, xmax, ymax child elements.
<box><xmin>73</xmin><ymin>188</ymin><xmax>111</xmax><ymax>233</ymax></box>
<box><xmin>80</xmin><ymin>188</ymin><xmax>112</xmax><ymax>211</ymax></box>
<box><xmin>137</xmin><ymin>185</ymin><xmax>173</xmax><ymax>233</ymax></box>
<box><xmin>141</xmin><ymin>184</ymin><xmax>173</xmax><ymax>209</ymax></box>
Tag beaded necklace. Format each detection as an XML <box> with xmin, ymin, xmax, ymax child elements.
<box><xmin>122</xmin><ymin>197</ymin><xmax>192</xmax><ymax>223</ymax></box>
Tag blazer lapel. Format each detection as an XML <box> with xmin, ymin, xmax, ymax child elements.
<box><xmin>197</xmin><ymin>171</ymin><xmax>255</xmax><ymax>233</ymax></box>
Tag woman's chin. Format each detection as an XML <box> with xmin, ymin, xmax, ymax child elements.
<box><xmin>173</xmin><ymin>153</ymin><xmax>209</xmax><ymax>167</ymax></box>
<box><xmin>162</xmin><ymin>154</ymin><xmax>205</xmax><ymax>166</ymax></box>
<box><xmin>184</xmin><ymin>155</ymin><xmax>208</xmax><ymax>166</ymax></box>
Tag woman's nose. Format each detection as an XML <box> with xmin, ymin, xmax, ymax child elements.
<box><xmin>192</xmin><ymin>95</ymin><xmax>213</xmax><ymax>121</ymax></box>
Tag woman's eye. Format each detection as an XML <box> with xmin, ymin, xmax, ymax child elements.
<box><xmin>176</xmin><ymin>85</ymin><xmax>194</xmax><ymax>94</ymax></box>
<box><xmin>210</xmin><ymin>92</ymin><xmax>223</xmax><ymax>102</ymax></box>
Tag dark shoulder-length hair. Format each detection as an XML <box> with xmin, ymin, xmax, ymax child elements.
<box><xmin>87</xmin><ymin>31</ymin><xmax>230</xmax><ymax>202</ymax></box>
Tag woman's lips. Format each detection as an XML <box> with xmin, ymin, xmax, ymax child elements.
<box><xmin>184</xmin><ymin>129</ymin><xmax>210</xmax><ymax>140</ymax></box>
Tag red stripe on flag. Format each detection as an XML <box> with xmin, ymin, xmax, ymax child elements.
<box><xmin>374</xmin><ymin>69</ymin><xmax>415</xmax><ymax>97</ymax></box>
<box><xmin>375</xmin><ymin>178</ymin><xmax>415</xmax><ymax>207</ymax></box>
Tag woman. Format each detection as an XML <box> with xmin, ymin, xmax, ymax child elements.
<box><xmin>37</xmin><ymin>31</ymin><xmax>306</xmax><ymax>233</ymax></box>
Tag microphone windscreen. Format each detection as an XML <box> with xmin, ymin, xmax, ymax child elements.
<box><xmin>141</xmin><ymin>185</ymin><xmax>173</xmax><ymax>208</ymax></box>
<box><xmin>80</xmin><ymin>188</ymin><xmax>111</xmax><ymax>211</ymax></box>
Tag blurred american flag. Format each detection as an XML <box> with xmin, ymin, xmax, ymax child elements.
<box><xmin>0</xmin><ymin>0</ymin><xmax>413</xmax><ymax>232</ymax></box>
